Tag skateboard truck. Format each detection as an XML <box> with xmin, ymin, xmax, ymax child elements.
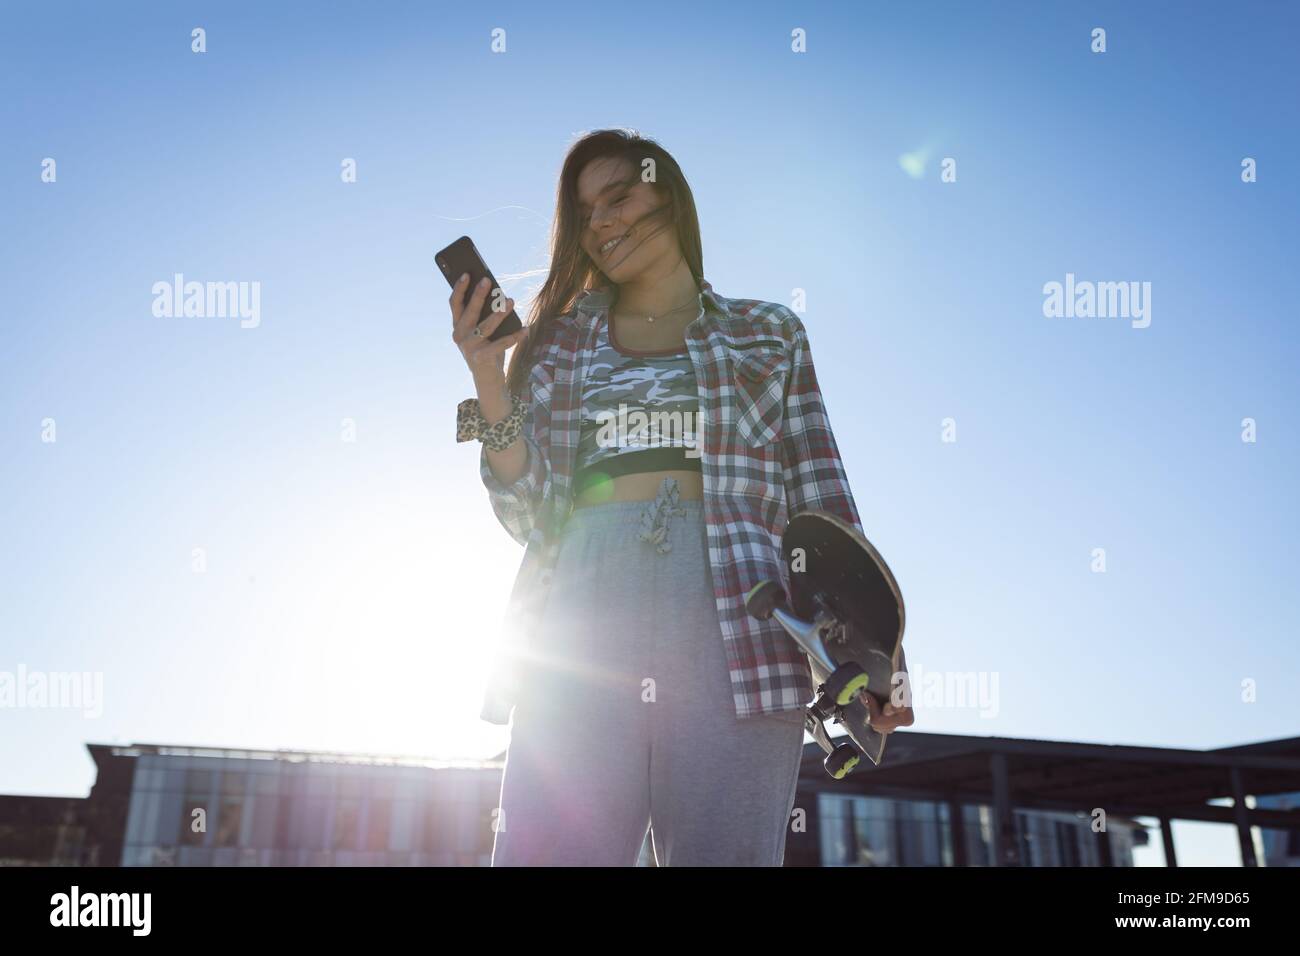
<box><xmin>745</xmin><ymin>579</ymin><xmax>875</xmax><ymax>779</ymax></box>
<box><xmin>745</xmin><ymin>510</ymin><xmax>907</xmax><ymax>778</ymax></box>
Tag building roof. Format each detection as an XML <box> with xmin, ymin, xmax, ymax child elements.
<box><xmin>801</xmin><ymin>731</ymin><xmax>1300</xmax><ymax>827</ymax></box>
<box><xmin>86</xmin><ymin>742</ymin><xmax>502</xmax><ymax>772</ymax></box>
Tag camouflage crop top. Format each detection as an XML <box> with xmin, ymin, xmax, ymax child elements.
<box><xmin>573</xmin><ymin>315</ymin><xmax>703</xmax><ymax>499</ymax></box>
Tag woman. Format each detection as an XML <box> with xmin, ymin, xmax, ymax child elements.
<box><xmin>452</xmin><ymin>129</ymin><xmax>912</xmax><ymax>866</ymax></box>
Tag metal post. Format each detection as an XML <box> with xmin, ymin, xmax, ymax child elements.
<box><xmin>1095</xmin><ymin>825</ymin><xmax>1113</xmax><ymax>867</ymax></box>
<box><xmin>1159</xmin><ymin>817</ymin><xmax>1177</xmax><ymax>868</ymax></box>
<box><xmin>1229</xmin><ymin>767</ymin><xmax>1258</xmax><ymax>867</ymax></box>
<box><xmin>990</xmin><ymin>752</ymin><xmax>1019</xmax><ymax>867</ymax></box>
<box><xmin>948</xmin><ymin>799</ymin><xmax>968</xmax><ymax>867</ymax></box>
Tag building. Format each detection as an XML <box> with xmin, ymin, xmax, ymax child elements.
<box><xmin>798</xmin><ymin>794</ymin><xmax>1146</xmax><ymax>866</ymax></box>
<box><xmin>0</xmin><ymin>795</ymin><xmax>85</xmax><ymax>867</ymax></box>
<box><xmin>780</xmin><ymin>731</ymin><xmax>1300</xmax><ymax>867</ymax></box>
<box><xmin>3</xmin><ymin>732</ymin><xmax>1299</xmax><ymax>867</ymax></box>
<box><xmin>1256</xmin><ymin>793</ymin><xmax>1300</xmax><ymax>866</ymax></box>
<box><xmin>2</xmin><ymin>743</ymin><xmax>501</xmax><ymax>867</ymax></box>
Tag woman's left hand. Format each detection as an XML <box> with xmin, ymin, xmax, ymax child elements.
<box><xmin>861</xmin><ymin>691</ymin><xmax>914</xmax><ymax>734</ymax></box>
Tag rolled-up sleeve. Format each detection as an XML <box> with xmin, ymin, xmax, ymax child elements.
<box><xmin>475</xmin><ymin>336</ymin><xmax>558</xmax><ymax>547</ymax></box>
<box><xmin>479</xmin><ymin>425</ymin><xmax>548</xmax><ymax>547</ymax></box>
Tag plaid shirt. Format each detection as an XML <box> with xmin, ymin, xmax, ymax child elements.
<box><xmin>474</xmin><ymin>279</ymin><xmax>867</xmax><ymax>725</ymax></box>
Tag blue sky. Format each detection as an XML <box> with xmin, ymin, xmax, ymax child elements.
<box><xmin>2</xmin><ymin>1</ymin><xmax>1296</xmax><ymax>865</ymax></box>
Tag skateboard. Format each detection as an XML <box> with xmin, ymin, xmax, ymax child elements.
<box><xmin>744</xmin><ymin>511</ymin><xmax>906</xmax><ymax>778</ymax></box>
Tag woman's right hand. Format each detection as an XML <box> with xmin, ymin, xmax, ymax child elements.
<box><xmin>450</xmin><ymin>274</ymin><xmax>529</xmax><ymax>383</ymax></box>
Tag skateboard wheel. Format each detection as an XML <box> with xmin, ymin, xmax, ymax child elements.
<box><xmin>824</xmin><ymin>743</ymin><xmax>860</xmax><ymax>779</ymax></box>
<box><xmin>744</xmin><ymin>579</ymin><xmax>786</xmax><ymax>621</ymax></box>
<box><xmin>825</xmin><ymin>662</ymin><xmax>870</xmax><ymax>707</ymax></box>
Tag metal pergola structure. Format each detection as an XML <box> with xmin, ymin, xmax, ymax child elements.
<box><xmin>798</xmin><ymin>731</ymin><xmax>1300</xmax><ymax>866</ymax></box>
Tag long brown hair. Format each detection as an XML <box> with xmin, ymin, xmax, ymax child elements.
<box><xmin>504</xmin><ymin>128</ymin><xmax>704</xmax><ymax>396</ymax></box>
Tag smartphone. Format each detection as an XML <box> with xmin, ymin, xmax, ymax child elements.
<box><xmin>435</xmin><ymin>236</ymin><xmax>523</xmax><ymax>342</ymax></box>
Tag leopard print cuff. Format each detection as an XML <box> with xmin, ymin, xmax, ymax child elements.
<box><xmin>457</xmin><ymin>393</ymin><xmax>527</xmax><ymax>452</ymax></box>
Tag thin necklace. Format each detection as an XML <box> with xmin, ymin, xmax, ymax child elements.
<box><xmin>615</xmin><ymin>289</ymin><xmax>702</xmax><ymax>323</ymax></box>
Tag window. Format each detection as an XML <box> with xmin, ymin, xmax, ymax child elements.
<box><xmin>333</xmin><ymin>800</ymin><xmax>360</xmax><ymax>850</ymax></box>
<box><xmin>365</xmin><ymin>801</ymin><xmax>391</xmax><ymax>852</ymax></box>
<box><xmin>215</xmin><ymin>798</ymin><xmax>243</xmax><ymax>848</ymax></box>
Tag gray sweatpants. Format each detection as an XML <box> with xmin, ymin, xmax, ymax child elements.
<box><xmin>491</xmin><ymin>482</ymin><xmax>806</xmax><ymax>866</ymax></box>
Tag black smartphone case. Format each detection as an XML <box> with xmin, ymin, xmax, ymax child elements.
<box><xmin>435</xmin><ymin>236</ymin><xmax>524</xmax><ymax>342</ymax></box>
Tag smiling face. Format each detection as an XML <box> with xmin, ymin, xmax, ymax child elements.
<box><xmin>575</xmin><ymin>155</ymin><xmax>680</xmax><ymax>284</ymax></box>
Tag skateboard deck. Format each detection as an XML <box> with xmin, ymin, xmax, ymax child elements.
<box><xmin>745</xmin><ymin>511</ymin><xmax>906</xmax><ymax>777</ymax></box>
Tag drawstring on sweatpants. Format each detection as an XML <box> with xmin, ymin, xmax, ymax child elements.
<box><xmin>633</xmin><ymin>477</ymin><xmax>686</xmax><ymax>555</ymax></box>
